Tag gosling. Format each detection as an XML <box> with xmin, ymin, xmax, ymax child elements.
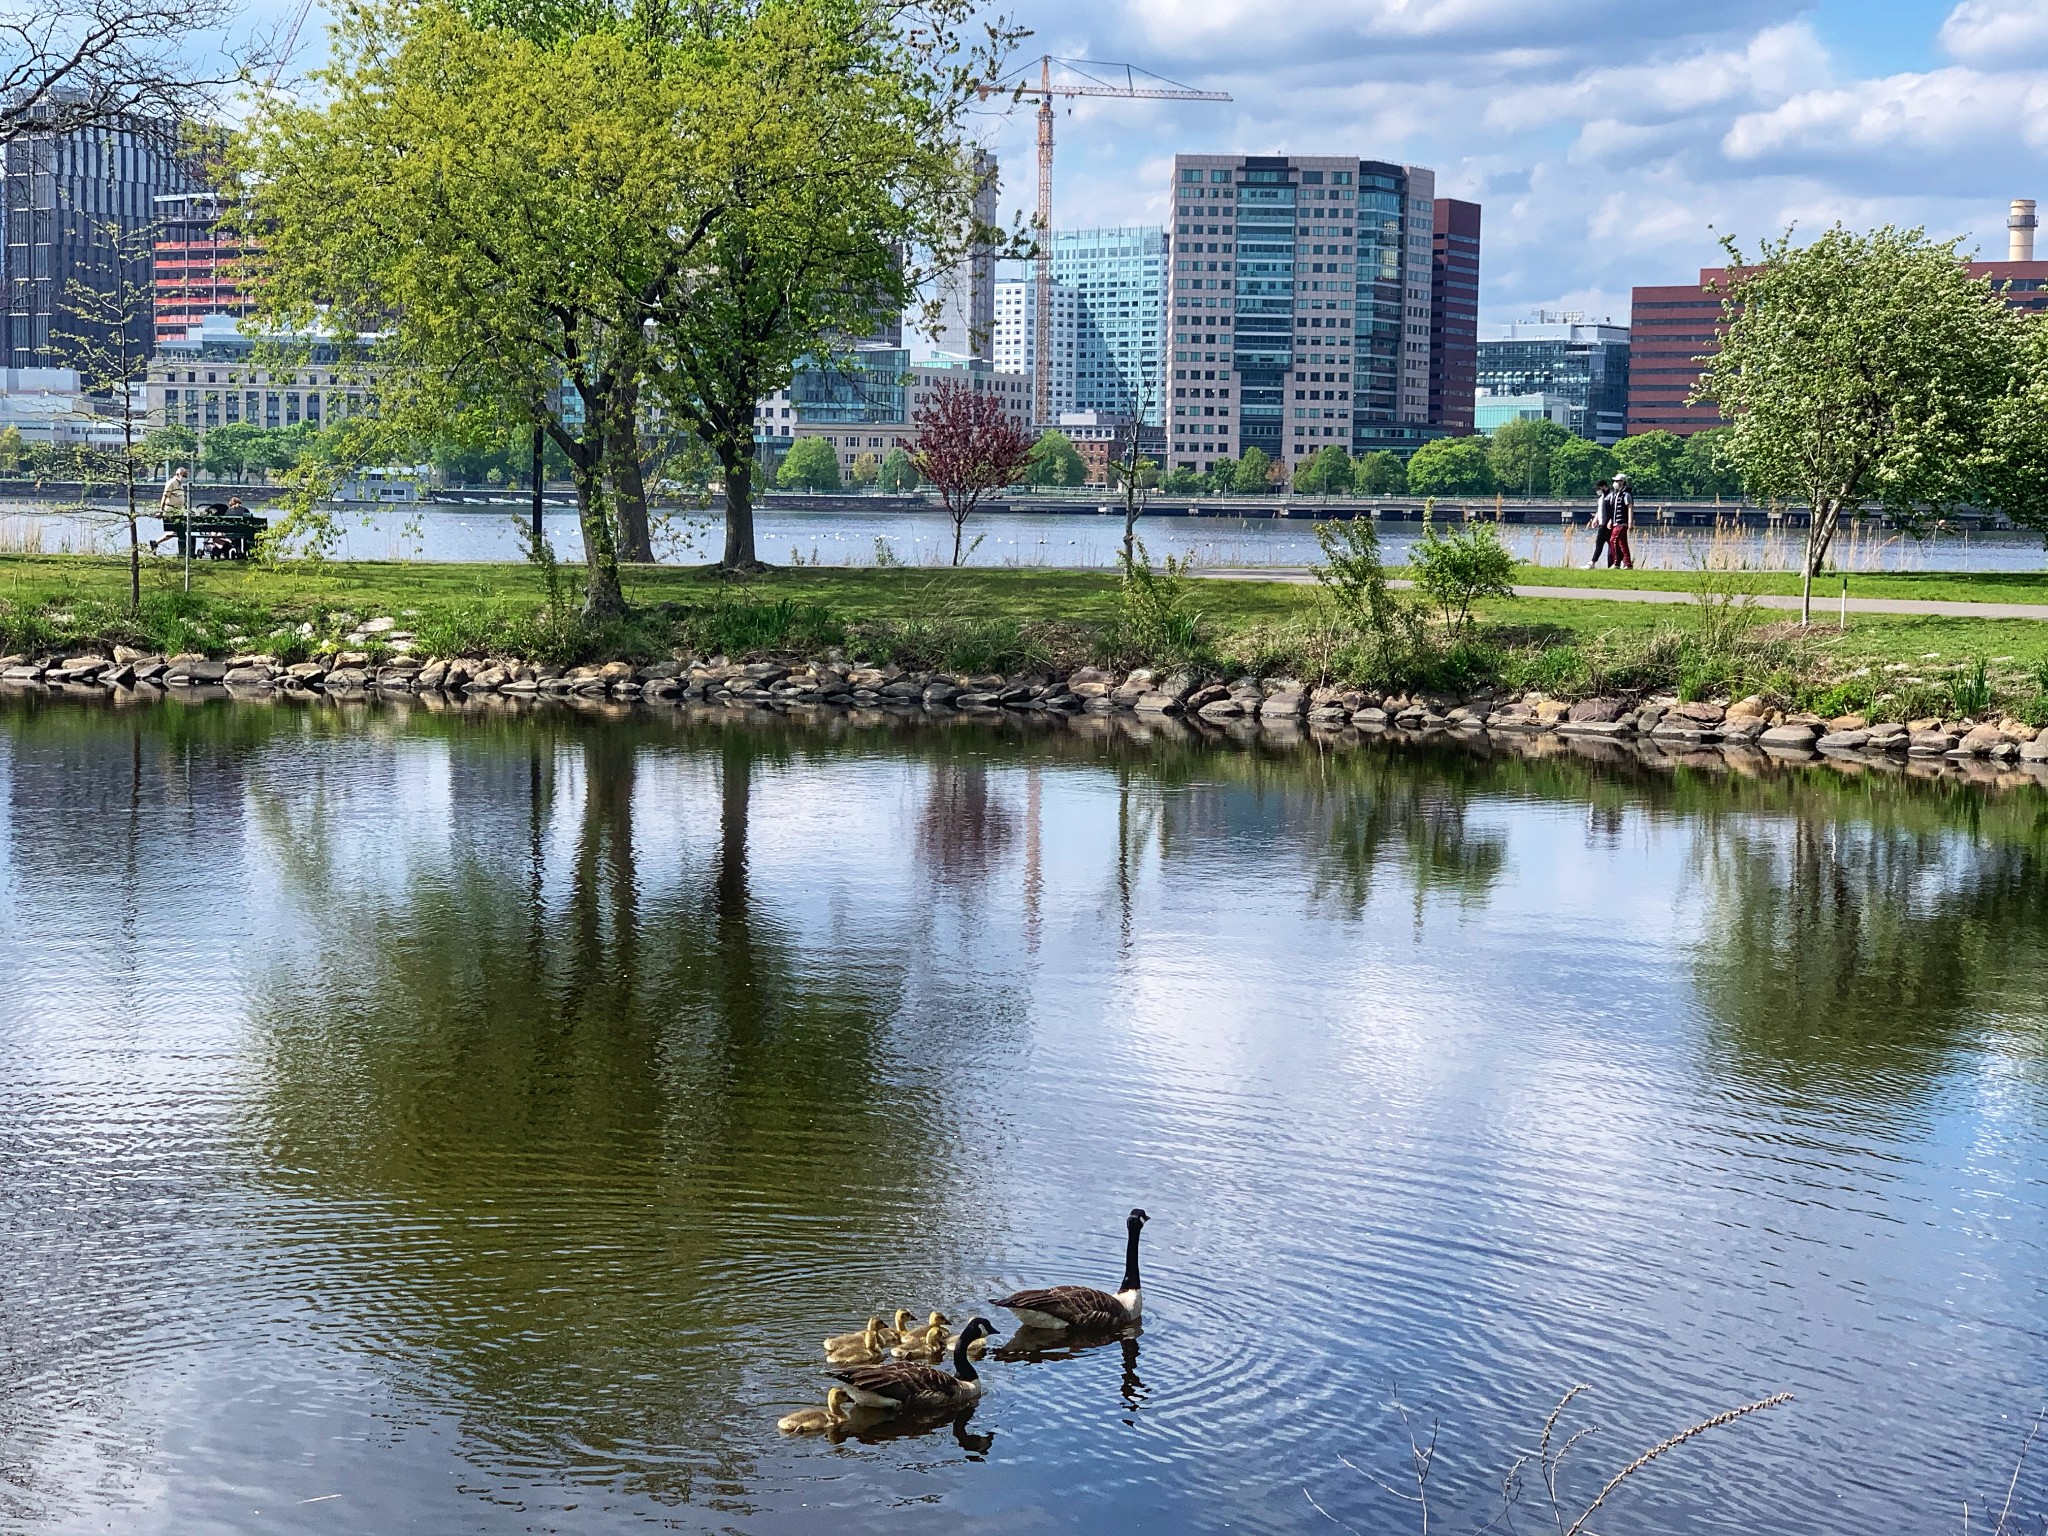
<box><xmin>777</xmin><ymin>1387</ymin><xmax>852</xmax><ymax>1435</ymax></box>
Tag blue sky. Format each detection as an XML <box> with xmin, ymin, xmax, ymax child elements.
<box><xmin>224</xmin><ymin>0</ymin><xmax>2048</xmax><ymax>329</ymax></box>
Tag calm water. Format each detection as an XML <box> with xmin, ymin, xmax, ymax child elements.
<box><xmin>1</xmin><ymin>698</ymin><xmax>2045</xmax><ymax>1535</ymax></box>
<box><xmin>6</xmin><ymin>499</ymin><xmax>2048</xmax><ymax>570</ymax></box>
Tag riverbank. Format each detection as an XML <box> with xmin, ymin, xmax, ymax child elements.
<box><xmin>4</xmin><ymin>555</ymin><xmax>2048</xmax><ymax>727</ymax></box>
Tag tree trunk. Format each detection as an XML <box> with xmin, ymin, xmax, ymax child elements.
<box><xmin>610</xmin><ymin>378</ymin><xmax>653</xmax><ymax>564</ymax></box>
<box><xmin>573</xmin><ymin>458</ymin><xmax>626</xmax><ymax>621</ymax></box>
<box><xmin>952</xmin><ymin>506</ymin><xmax>965</xmax><ymax>567</ymax></box>
<box><xmin>719</xmin><ymin>445</ymin><xmax>760</xmax><ymax>571</ymax></box>
<box><xmin>1800</xmin><ymin>499</ymin><xmax>1841</xmax><ymax>626</ymax></box>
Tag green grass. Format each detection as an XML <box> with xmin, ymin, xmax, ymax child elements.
<box><xmin>1501</xmin><ymin>563</ymin><xmax>2048</xmax><ymax>604</ymax></box>
<box><xmin>5</xmin><ymin>553</ymin><xmax>2048</xmax><ymax>718</ymax></box>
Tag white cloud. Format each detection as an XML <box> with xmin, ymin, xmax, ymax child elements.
<box><xmin>1940</xmin><ymin>0</ymin><xmax>2048</xmax><ymax>67</ymax></box>
<box><xmin>1725</xmin><ymin>66</ymin><xmax>2048</xmax><ymax>165</ymax></box>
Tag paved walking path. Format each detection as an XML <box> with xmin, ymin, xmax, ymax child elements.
<box><xmin>1192</xmin><ymin>568</ymin><xmax>2048</xmax><ymax>621</ymax></box>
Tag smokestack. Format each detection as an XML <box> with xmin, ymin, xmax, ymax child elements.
<box><xmin>2010</xmin><ymin>198</ymin><xmax>2038</xmax><ymax>262</ymax></box>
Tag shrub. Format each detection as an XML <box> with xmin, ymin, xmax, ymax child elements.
<box><xmin>1410</xmin><ymin>520</ymin><xmax>1515</xmax><ymax>628</ymax></box>
<box><xmin>1114</xmin><ymin>542</ymin><xmax>1210</xmax><ymax>667</ymax></box>
<box><xmin>1947</xmin><ymin>657</ymin><xmax>1993</xmax><ymax>718</ymax></box>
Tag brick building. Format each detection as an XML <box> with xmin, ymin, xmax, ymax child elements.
<box><xmin>1430</xmin><ymin>199</ymin><xmax>1480</xmax><ymax>435</ymax></box>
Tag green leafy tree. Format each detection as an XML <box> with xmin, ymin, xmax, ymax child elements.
<box><xmin>1677</xmin><ymin>427</ymin><xmax>1743</xmax><ymax>498</ymax></box>
<box><xmin>1487</xmin><ymin>417</ymin><xmax>1572</xmax><ymax>497</ymax></box>
<box><xmin>1548</xmin><ymin>436</ymin><xmax>1619</xmax><ymax>498</ymax></box>
<box><xmin>1406</xmin><ymin>435</ymin><xmax>1495</xmax><ymax>496</ymax></box>
<box><xmin>1205</xmin><ymin>455</ymin><xmax>1238</xmax><ymax>495</ymax></box>
<box><xmin>849</xmin><ymin>451</ymin><xmax>880</xmax><ymax>488</ymax></box>
<box><xmin>1162</xmin><ymin>465</ymin><xmax>1203</xmax><ymax>494</ymax></box>
<box><xmin>235</xmin><ymin>3</ymin><xmax>706</xmax><ymax>617</ymax></box>
<box><xmin>638</xmin><ymin>1</ymin><xmax>1016</xmax><ymax>570</ymax></box>
<box><xmin>201</xmin><ymin>422</ymin><xmax>269</xmax><ymax>481</ymax></box>
<box><xmin>1233</xmin><ymin>445</ymin><xmax>1273</xmax><ymax>494</ymax></box>
<box><xmin>0</xmin><ymin>425</ymin><xmax>23</xmax><ymax>473</ymax></box>
<box><xmin>138</xmin><ymin>424</ymin><xmax>197</xmax><ymax>474</ymax></box>
<box><xmin>1024</xmin><ymin>429</ymin><xmax>1087</xmax><ymax>487</ymax></box>
<box><xmin>1698</xmin><ymin>224</ymin><xmax>2020</xmax><ymax>621</ymax></box>
<box><xmin>1612</xmin><ymin>430</ymin><xmax>1686</xmax><ymax>497</ymax></box>
<box><xmin>876</xmin><ymin>445</ymin><xmax>918</xmax><ymax>492</ymax></box>
<box><xmin>776</xmin><ymin>435</ymin><xmax>841</xmax><ymax>491</ymax></box>
<box><xmin>1975</xmin><ymin>312</ymin><xmax>2048</xmax><ymax>535</ymax></box>
<box><xmin>1353</xmin><ymin>449</ymin><xmax>1406</xmax><ymax>495</ymax></box>
<box><xmin>1292</xmin><ymin>444</ymin><xmax>1352</xmax><ymax>497</ymax></box>
<box><xmin>1411</xmin><ymin>519</ymin><xmax>1516</xmax><ymax>628</ymax></box>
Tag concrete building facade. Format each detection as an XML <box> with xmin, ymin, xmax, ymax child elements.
<box><xmin>1476</xmin><ymin>320</ymin><xmax>1630</xmax><ymax>444</ymax></box>
<box><xmin>146</xmin><ymin>315</ymin><xmax>370</xmax><ymax>436</ymax></box>
<box><xmin>993</xmin><ymin>278</ymin><xmax>1078</xmax><ymax>419</ymax></box>
<box><xmin>928</xmin><ymin>152</ymin><xmax>998</xmax><ymax>362</ymax></box>
<box><xmin>1164</xmin><ymin>153</ymin><xmax>1446</xmax><ymax>475</ymax></box>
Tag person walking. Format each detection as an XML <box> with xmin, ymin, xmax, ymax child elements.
<box><xmin>1609</xmin><ymin>473</ymin><xmax>1636</xmax><ymax>569</ymax></box>
<box><xmin>152</xmin><ymin>466</ymin><xmax>191</xmax><ymax>554</ymax></box>
<box><xmin>1589</xmin><ymin>478</ymin><xmax>1614</xmax><ymax>568</ymax></box>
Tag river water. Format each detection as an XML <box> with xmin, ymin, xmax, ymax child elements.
<box><xmin>1</xmin><ymin>697</ymin><xmax>2044</xmax><ymax>1535</ymax></box>
<box><xmin>5</xmin><ymin>498</ymin><xmax>2047</xmax><ymax>570</ymax></box>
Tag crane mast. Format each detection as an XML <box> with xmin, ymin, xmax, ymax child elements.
<box><xmin>981</xmin><ymin>57</ymin><xmax>1231</xmax><ymax>427</ymax></box>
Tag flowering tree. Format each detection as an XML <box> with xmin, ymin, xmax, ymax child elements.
<box><xmin>908</xmin><ymin>380</ymin><xmax>1032</xmax><ymax>567</ymax></box>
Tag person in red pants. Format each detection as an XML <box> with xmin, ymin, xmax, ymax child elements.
<box><xmin>1608</xmin><ymin>473</ymin><xmax>1636</xmax><ymax>568</ymax></box>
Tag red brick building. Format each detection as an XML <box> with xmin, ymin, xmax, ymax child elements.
<box><xmin>1628</xmin><ymin>259</ymin><xmax>2048</xmax><ymax>437</ymax></box>
<box><xmin>1431</xmin><ymin>199</ymin><xmax>1480</xmax><ymax>435</ymax></box>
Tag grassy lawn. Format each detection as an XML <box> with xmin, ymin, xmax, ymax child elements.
<box><xmin>1503</xmin><ymin>563</ymin><xmax>2048</xmax><ymax>604</ymax></box>
<box><xmin>3</xmin><ymin>554</ymin><xmax>2046</xmax><ymax>716</ymax></box>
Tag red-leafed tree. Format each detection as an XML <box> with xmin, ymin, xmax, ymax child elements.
<box><xmin>908</xmin><ymin>379</ymin><xmax>1033</xmax><ymax>567</ymax></box>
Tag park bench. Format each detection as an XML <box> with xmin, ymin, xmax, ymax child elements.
<box><xmin>156</xmin><ymin>507</ymin><xmax>269</xmax><ymax>559</ymax></box>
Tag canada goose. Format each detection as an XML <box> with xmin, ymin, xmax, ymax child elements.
<box><xmin>829</xmin><ymin>1317</ymin><xmax>1000</xmax><ymax>1413</ymax></box>
<box><xmin>823</xmin><ymin>1318</ymin><xmax>884</xmax><ymax>1357</ymax></box>
<box><xmin>991</xmin><ymin>1208</ymin><xmax>1148</xmax><ymax>1331</ymax></box>
<box><xmin>777</xmin><ymin>1387</ymin><xmax>852</xmax><ymax>1434</ymax></box>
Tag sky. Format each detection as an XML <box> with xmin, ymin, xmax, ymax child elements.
<box><xmin>218</xmin><ymin>0</ymin><xmax>2048</xmax><ymax>331</ymax></box>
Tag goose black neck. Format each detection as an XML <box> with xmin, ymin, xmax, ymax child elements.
<box><xmin>1121</xmin><ymin>1221</ymin><xmax>1143</xmax><ymax>1294</ymax></box>
<box><xmin>952</xmin><ymin>1331</ymin><xmax>979</xmax><ymax>1382</ymax></box>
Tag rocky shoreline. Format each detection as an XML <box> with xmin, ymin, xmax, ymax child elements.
<box><xmin>5</xmin><ymin>645</ymin><xmax>2047</xmax><ymax>778</ymax></box>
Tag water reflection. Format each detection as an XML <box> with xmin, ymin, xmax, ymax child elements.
<box><xmin>1</xmin><ymin>697</ymin><xmax>2046</xmax><ymax>1535</ymax></box>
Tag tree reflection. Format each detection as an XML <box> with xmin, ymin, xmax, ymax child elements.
<box><xmin>1691</xmin><ymin>804</ymin><xmax>2048</xmax><ymax>1101</ymax></box>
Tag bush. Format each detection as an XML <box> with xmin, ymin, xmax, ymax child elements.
<box><xmin>1410</xmin><ymin>519</ymin><xmax>1515</xmax><ymax>627</ymax></box>
<box><xmin>1114</xmin><ymin>541</ymin><xmax>1210</xmax><ymax>667</ymax></box>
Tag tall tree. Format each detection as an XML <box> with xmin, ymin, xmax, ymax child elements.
<box><xmin>1547</xmin><ymin>435</ymin><xmax>1618</xmax><ymax>498</ymax></box>
<box><xmin>640</xmin><ymin>0</ymin><xmax>1017</xmax><ymax>571</ymax></box>
<box><xmin>1486</xmin><ymin>417</ymin><xmax>1572</xmax><ymax>497</ymax></box>
<box><xmin>1024</xmin><ymin>429</ymin><xmax>1087</xmax><ymax>486</ymax></box>
<box><xmin>909</xmin><ymin>378</ymin><xmax>1030</xmax><ymax>566</ymax></box>
<box><xmin>235</xmin><ymin>2</ymin><xmax>706</xmax><ymax>617</ymax></box>
<box><xmin>1611</xmin><ymin>429</ymin><xmax>1686</xmax><ymax>496</ymax></box>
<box><xmin>1406</xmin><ymin>435</ymin><xmax>1495</xmax><ymax>496</ymax></box>
<box><xmin>1698</xmin><ymin>225</ymin><xmax>2019</xmax><ymax>623</ymax></box>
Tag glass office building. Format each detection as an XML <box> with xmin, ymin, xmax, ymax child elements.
<box><xmin>1475</xmin><ymin>321</ymin><xmax>1630</xmax><ymax>444</ymax></box>
<box><xmin>1050</xmin><ymin>228</ymin><xmax>1166</xmax><ymax>426</ymax></box>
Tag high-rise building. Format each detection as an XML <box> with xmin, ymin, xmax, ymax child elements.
<box><xmin>1629</xmin><ymin>238</ymin><xmax>2048</xmax><ymax>435</ymax></box>
<box><xmin>1164</xmin><ymin>154</ymin><xmax>1446</xmax><ymax>473</ymax></box>
<box><xmin>1052</xmin><ymin>227</ymin><xmax>1167</xmax><ymax>426</ymax></box>
<box><xmin>993</xmin><ymin>277</ymin><xmax>1078</xmax><ymax>418</ymax></box>
<box><xmin>1431</xmin><ymin>199</ymin><xmax>1480</xmax><ymax>436</ymax></box>
<box><xmin>1476</xmin><ymin>320</ymin><xmax>1630</xmax><ymax>444</ymax></box>
<box><xmin>929</xmin><ymin>152</ymin><xmax>998</xmax><ymax>362</ymax></box>
<box><xmin>151</xmin><ymin>191</ymin><xmax>252</xmax><ymax>343</ymax></box>
<box><xmin>1</xmin><ymin>113</ymin><xmax>195</xmax><ymax>371</ymax></box>
<box><xmin>752</xmin><ymin>348</ymin><xmax>1032</xmax><ymax>482</ymax></box>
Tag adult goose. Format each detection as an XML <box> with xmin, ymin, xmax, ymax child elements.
<box><xmin>828</xmin><ymin>1317</ymin><xmax>1000</xmax><ymax>1413</ymax></box>
<box><xmin>991</xmin><ymin>1208</ymin><xmax>1148</xmax><ymax>1331</ymax></box>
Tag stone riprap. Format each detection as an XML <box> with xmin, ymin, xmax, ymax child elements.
<box><xmin>3</xmin><ymin>647</ymin><xmax>2046</xmax><ymax>778</ymax></box>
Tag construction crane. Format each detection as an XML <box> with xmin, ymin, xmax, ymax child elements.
<box><xmin>979</xmin><ymin>58</ymin><xmax>1231</xmax><ymax>426</ymax></box>
<box><xmin>263</xmin><ymin>0</ymin><xmax>321</xmax><ymax>92</ymax></box>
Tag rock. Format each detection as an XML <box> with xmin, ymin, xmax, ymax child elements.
<box><xmin>1199</xmin><ymin>697</ymin><xmax>1246</xmax><ymax>720</ymax></box>
<box><xmin>924</xmin><ymin>681</ymin><xmax>962</xmax><ymax>706</ymax></box>
<box><xmin>1071</xmin><ymin>679</ymin><xmax>1115</xmax><ymax>698</ymax></box>
<box><xmin>2022</xmin><ymin>737</ymin><xmax>2048</xmax><ymax>762</ymax></box>
<box><xmin>1827</xmin><ymin>714</ymin><xmax>1868</xmax><ymax>733</ymax></box>
<box><xmin>325</xmin><ymin>666</ymin><xmax>370</xmax><ymax>689</ymax></box>
<box><xmin>360</xmin><ymin>616</ymin><xmax>397</xmax><ymax>634</ymax></box>
<box><xmin>1568</xmin><ymin>697</ymin><xmax>1627</xmax><ymax>724</ymax></box>
<box><xmin>374</xmin><ymin>666</ymin><xmax>417</xmax><ymax>688</ymax></box>
<box><xmin>1353</xmin><ymin>707</ymin><xmax>1389</xmax><ymax>726</ymax></box>
<box><xmin>1759</xmin><ymin>723</ymin><xmax>1819</xmax><ymax>749</ymax></box>
<box><xmin>1996</xmin><ymin>716</ymin><xmax>2038</xmax><ymax>742</ymax></box>
<box><xmin>166</xmin><ymin>659</ymin><xmax>228</xmax><ymax>685</ymax></box>
<box><xmin>1674</xmin><ymin>700</ymin><xmax>1726</xmax><ymax>724</ymax></box>
<box><xmin>1907</xmin><ymin>716</ymin><xmax>1943</xmax><ymax>733</ymax></box>
<box><xmin>100</xmin><ymin>663</ymin><xmax>134</xmax><ymax>687</ymax></box>
<box><xmin>1908</xmin><ymin>730</ymin><xmax>1958</xmax><ymax>756</ymax></box>
<box><xmin>1818</xmin><ymin>729</ymin><xmax>1871</xmax><ymax>751</ymax></box>
<box><xmin>1184</xmin><ymin>683</ymin><xmax>1229</xmax><ymax>711</ymax></box>
<box><xmin>1258</xmin><ymin>691</ymin><xmax>1307</xmax><ymax>719</ymax></box>
<box><xmin>1158</xmin><ymin>671</ymin><xmax>1196</xmax><ymax>701</ymax></box>
<box><xmin>224</xmin><ymin>666</ymin><xmax>274</xmax><ymax>687</ymax></box>
<box><xmin>1133</xmin><ymin>691</ymin><xmax>1183</xmax><ymax>716</ymax></box>
<box><xmin>1724</xmin><ymin>695</ymin><xmax>1767</xmax><ymax>721</ymax></box>
<box><xmin>112</xmin><ymin>645</ymin><xmax>146</xmax><ymax>664</ymax></box>
<box><xmin>1068</xmin><ymin>666</ymin><xmax>1115</xmax><ymax>687</ymax></box>
<box><xmin>1532</xmin><ymin>699</ymin><xmax>1571</xmax><ymax>724</ymax></box>
<box><xmin>599</xmin><ymin>660</ymin><xmax>634</xmax><ymax>683</ymax></box>
<box><xmin>414</xmin><ymin>660</ymin><xmax>448</xmax><ymax>689</ymax></box>
<box><xmin>468</xmin><ymin>666</ymin><xmax>508</xmax><ymax>691</ymax></box>
<box><xmin>1957</xmin><ymin>725</ymin><xmax>2009</xmax><ymax>757</ymax></box>
<box><xmin>1</xmin><ymin>665</ymin><xmax>44</xmax><ymax>682</ymax></box>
